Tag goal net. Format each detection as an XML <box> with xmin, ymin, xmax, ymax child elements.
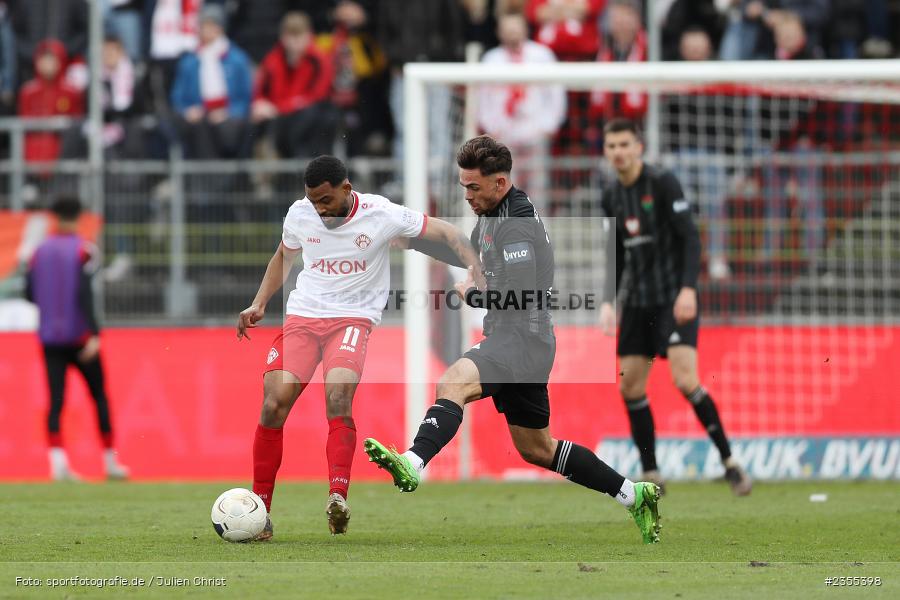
<box><xmin>401</xmin><ymin>60</ymin><xmax>900</xmax><ymax>480</ymax></box>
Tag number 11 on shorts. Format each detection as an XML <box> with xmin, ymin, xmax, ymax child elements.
<box><xmin>341</xmin><ymin>326</ymin><xmax>360</xmax><ymax>350</ymax></box>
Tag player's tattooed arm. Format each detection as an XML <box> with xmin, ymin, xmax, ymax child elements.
<box><xmin>237</xmin><ymin>242</ymin><xmax>301</xmax><ymax>340</ymax></box>
<box><xmin>412</xmin><ymin>217</ymin><xmax>485</xmax><ymax>288</ymax></box>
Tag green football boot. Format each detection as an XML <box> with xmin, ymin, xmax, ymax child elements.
<box><xmin>628</xmin><ymin>482</ymin><xmax>661</xmax><ymax>544</ymax></box>
<box><xmin>364</xmin><ymin>438</ymin><xmax>420</xmax><ymax>492</ymax></box>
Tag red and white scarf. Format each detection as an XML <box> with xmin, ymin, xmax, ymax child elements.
<box><xmin>199</xmin><ymin>35</ymin><xmax>229</xmax><ymax>110</ymax></box>
<box><xmin>590</xmin><ymin>29</ymin><xmax>648</xmax><ymax>119</ymax></box>
<box><xmin>151</xmin><ymin>0</ymin><xmax>201</xmax><ymax>59</ymax></box>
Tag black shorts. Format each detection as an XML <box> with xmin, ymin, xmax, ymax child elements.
<box><xmin>617</xmin><ymin>304</ymin><xmax>699</xmax><ymax>358</ymax></box>
<box><xmin>463</xmin><ymin>326</ymin><xmax>555</xmax><ymax>429</ymax></box>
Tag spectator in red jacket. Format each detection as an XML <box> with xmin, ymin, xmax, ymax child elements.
<box><xmin>589</xmin><ymin>0</ymin><xmax>647</xmax><ymax>121</ymax></box>
<box><xmin>17</xmin><ymin>39</ymin><xmax>84</xmax><ymax>165</ymax></box>
<box><xmin>526</xmin><ymin>0</ymin><xmax>606</xmax><ymax>61</ymax></box>
<box><xmin>252</xmin><ymin>11</ymin><xmax>338</xmax><ymax>158</ymax></box>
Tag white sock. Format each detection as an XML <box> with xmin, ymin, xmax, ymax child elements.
<box><xmin>615</xmin><ymin>479</ymin><xmax>636</xmax><ymax>507</ymax></box>
<box><xmin>402</xmin><ymin>451</ymin><xmax>425</xmax><ymax>473</ymax></box>
<box><xmin>49</xmin><ymin>448</ymin><xmax>69</xmax><ymax>474</ymax></box>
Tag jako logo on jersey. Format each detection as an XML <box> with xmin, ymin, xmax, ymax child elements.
<box><xmin>310</xmin><ymin>259</ymin><xmax>368</xmax><ymax>274</ymax></box>
<box><xmin>338</xmin><ymin>344</ymin><xmax>356</xmax><ymax>353</ymax></box>
<box><xmin>307</xmin><ymin>237</ymin><xmax>321</xmax><ymax>244</ymax></box>
<box><xmin>625</xmin><ymin>217</ymin><xmax>640</xmax><ymax>235</ymax></box>
<box><xmin>355</xmin><ymin>233</ymin><xmax>373</xmax><ymax>249</ymax></box>
<box><xmin>267</xmin><ymin>348</ymin><xmax>279</xmax><ymax>364</ymax></box>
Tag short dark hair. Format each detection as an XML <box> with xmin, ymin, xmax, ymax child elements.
<box><xmin>51</xmin><ymin>196</ymin><xmax>82</xmax><ymax>221</ymax></box>
<box><xmin>609</xmin><ymin>0</ymin><xmax>641</xmax><ymax>14</ymax></box>
<box><xmin>603</xmin><ymin>118</ymin><xmax>643</xmax><ymax>140</ymax></box>
<box><xmin>104</xmin><ymin>31</ymin><xmax>123</xmax><ymax>46</ymax></box>
<box><xmin>456</xmin><ymin>135</ymin><xmax>513</xmax><ymax>176</ymax></box>
<box><xmin>304</xmin><ymin>155</ymin><xmax>348</xmax><ymax>188</ymax></box>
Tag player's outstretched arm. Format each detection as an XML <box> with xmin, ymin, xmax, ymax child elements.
<box><xmin>417</xmin><ymin>217</ymin><xmax>485</xmax><ymax>288</ymax></box>
<box><xmin>237</xmin><ymin>243</ymin><xmax>301</xmax><ymax>340</ymax></box>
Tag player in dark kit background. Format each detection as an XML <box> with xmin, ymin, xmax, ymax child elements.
<box><xmin>364</xmin><ymin>135</ymin><xmax>663</xmax><ymax>544</ymax></box>
<box><xmin>599</xmin><ymin>118</ymin><xmax>751</xmax><ymax>496</ymax></box>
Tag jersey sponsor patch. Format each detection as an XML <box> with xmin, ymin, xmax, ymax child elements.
<box><xmin>672</xmin><ymin>199</ymin><xmax>690</xmax><ymax>213</ymax></box>
<box><xmin>309</xmin><ymin>258</ymin><xmax>368</xmax><ymax>274</ymax></box>
<box><xmin>502</xmin><ymin>242</ymin><xmax>532</xmax><ymax>264</ymax></box>
<box><xmin>267</xmin><ymin>348</ymin><xmax>279</xmax><ymax>365</ymax></box>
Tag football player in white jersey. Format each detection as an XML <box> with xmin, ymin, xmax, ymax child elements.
<box><xmin>237</xmin><ymin>156</ymin><xmax>480</xmax><ymax>538</ymax></box>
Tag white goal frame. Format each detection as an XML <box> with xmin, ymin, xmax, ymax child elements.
<box><xmin>403</xmin><ymin>59</ymin><xmax>900</xmax><ymax>468</ymax></box>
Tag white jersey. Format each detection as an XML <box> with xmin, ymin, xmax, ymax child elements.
<box><xmin>477</xmin><ymin>41</ymin><xmax>566</xmax><ymax>145</ymax></box>
<box><xmin>282</xmin><ymin>191</ymin><xmax>427</xmax><ymax>324</ymax></box>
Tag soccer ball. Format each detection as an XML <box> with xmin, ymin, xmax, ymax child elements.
<box><xmin>210</xmin><ymin>488</ymin><xmax>267</xmax><ymax>542</ymax></box>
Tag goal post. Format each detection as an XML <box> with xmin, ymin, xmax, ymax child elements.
<box><xmin>403</xmin><ymin>59</ymin><xmax>900</xmax><ymax>479</ymax></box>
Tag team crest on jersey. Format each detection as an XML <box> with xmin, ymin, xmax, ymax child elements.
<box><xmin>355</xmin><ymin>233</ymin><xmax>373</xmax><ymax>250</ymax></box>
<box><xmin>625</xmin><ymin>217</ymin><xmax>641</xmax><ymax>235</ymax></box>
<box><xmin>641</xmin><ymin>194</ymin><xmax>654</xmax><ymax>212</ymax></box>
<box><xmin>266</xmin><ymin>348</ymin><xmax>279</xmax><ymax>365</ymax></box>
<box><xmin>481</xmin><ymin>234</ymin><xmax>493</xmax><ymax>251</ymax></box>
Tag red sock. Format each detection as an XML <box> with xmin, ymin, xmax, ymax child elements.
<box><xmin>101</xmin><ymin>432</ymin><xmax>113</xmax><ymax>449</ymax></box>
<box><xmin>253</xmin><ymin>424</ymin><xmax>283</xmax><ymax>512</ymax></box>
<box><xmin>48</xmin><ymin>432</ymin><xmax>62</xmax><ymax>447</ymax></box>
<box><xmin>326</xmin><ymin>416</ymin><xmax>356</xmax><ymax>499</ymax></box>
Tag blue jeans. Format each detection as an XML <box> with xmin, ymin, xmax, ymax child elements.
<box><xmin>719</xmin><ymin>18</ymin><xmax>760</xmax><ymax>61</ymax></box>
<box><xmin>866</xmin><ymin>0</ymin><xmax>890</xmax><ymax>40</ymax></box>
<box><xmin>762</xmin><ymin>146</ymin><xmax>824</xmax><ymax>259</ymax></box>
<box><xmin>672</xmin><ymin>149</ymin><xmax>729</xmax><ymax>258</ymax></box>
<box><xmin>105</xmin><ymin>9</ymin><xmax>144</xmax><ymax>63</ymax></box>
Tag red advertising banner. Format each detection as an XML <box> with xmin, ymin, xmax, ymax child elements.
<box><xmin>1</xmin><ymin>326</ymin><xmax>898</xmax><ymax>481</ymax></box>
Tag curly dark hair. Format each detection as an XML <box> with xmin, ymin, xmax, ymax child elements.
<box><xmin>304</xmin><ymin>155</ymin><xmax>348</xmax><ymax>188</ymax></box>
<box><xmin>456</xmin><ymin>135</ymin><xmax>513</xmax><ymax>176</ymax></box>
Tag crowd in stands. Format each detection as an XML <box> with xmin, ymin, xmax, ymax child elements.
<box><xmin>0</xmin><ymin>0</ymin><xmax>895</xmax><ymax>166</ymax></box>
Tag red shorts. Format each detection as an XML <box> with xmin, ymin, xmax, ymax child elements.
<box><xmin>264</xmin><ymin>316</ymin><xmax>372</xmax><ymax>383</ymax></box>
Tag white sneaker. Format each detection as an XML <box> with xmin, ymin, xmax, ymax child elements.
<box><xmin>106</xmin><ymin>462</ymin><xmax>130</xmax><ymax>481</ymax></box>
<box><xmin>103</xmin><ymin>254</ymin><xmax>134</xmax><ymax>282</ymax></box>
<box><xmin>104</xmin><ymin>449</ymin><xmax>130</xmax><ymax>480</ymax></box>
<box><xmin>325</xmin><ymin>493</ymin><xmax>351</xmax><ymax>535</ymax></box>
<box><xmin>52</xmin><ymin>467</ymin><xmax>82</xmax><ymax>482</ymax></box>
<box><xmin>49</xmin><ymin>449</ymin><xmax>81</xmax><ymax>482</ymax></box>
<box><xmin>708</xmin><ymin>256</ymin><xmax>731</xmax><ymax>280</ymax></box>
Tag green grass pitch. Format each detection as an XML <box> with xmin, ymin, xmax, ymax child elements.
<box><xmin>1</xmin><ymin>481</ymin><xmax>897</xmax><ymax>599</ymax></box>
